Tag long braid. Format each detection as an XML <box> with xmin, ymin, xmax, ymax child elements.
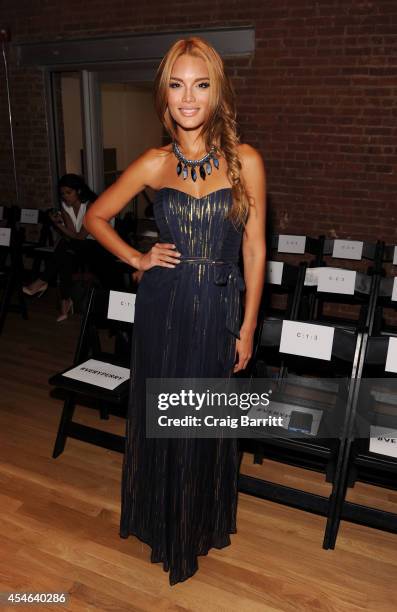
<box><xmin>212</xmin><ymin>78</ymin><xmax>250</xmax><ymax>230</ymax></box>
<box><xmin>220</xmin><ymin>113</ymin><xmax>248</xmax><ymax>229</ymax></box>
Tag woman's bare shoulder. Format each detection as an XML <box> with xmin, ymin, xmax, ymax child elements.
<box><xmin>143</xmin><ymin>144</ymin><xmax>173</xmax><ymax>159</ymax></box>
<box><xmin>237</xmin><ymin>143</ymin><xmax>264</xmax><ymax>164</ymax></box>
<box><xmin>122</xmin><ymin>145</ymin><xmax>172</xmax><ymax>189</ymax></box>
<box><xmin>237</xmin><ymin>143</ymin><xmax>266</xmax><ymax>195</ymax></box>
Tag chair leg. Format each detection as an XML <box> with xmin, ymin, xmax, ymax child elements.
<box><xmin>0</xmin><ymin>272</ymin><xmax>13</xmax><ymax>335</ymax></box>
<box><xmin>325</xmin><ymin>455</ymin><xmax>336</xmax><ymax>483</ymax></box>
<box><xmin>323</xmin><ymin>495</ymin><xmax>337</xmax><ymax>549</ymax></box>
<box><xmin>17</xmin><ymin>286</ymin><xmax>28</xmax><ymax>320</ymax></box>
<box><xmin>323</xmin><ymin>439</ymin><xmax>352</xmax><ymax>549</ymax></box>
<box><xmin>324</xmin><ymin>490</ymin><xmax>344</xmax><ymax>550</ymax></box>
<box><xmin>99</xmin><ymin>405</ymin><xmax>110</xmax><ymax>420</ymax></box>
<box><xmin>52</xmin><ymin>394</ymin><xmax>76</xmax><ymax>458</ymax></box>
<box><xmin>32</xmin><ymin>255</ymin><xmax>42</xmax><ymax>279</ymax></box>
<box><xmin>0</xmin><ymin>292</ymin><xmax>7</xmax><ymax>336</ymax></box>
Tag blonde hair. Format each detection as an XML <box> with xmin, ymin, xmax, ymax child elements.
<box><xmin>153</xmin><ymin>36</ymin><xmax>250</xmax><ymax>228</ymax></box>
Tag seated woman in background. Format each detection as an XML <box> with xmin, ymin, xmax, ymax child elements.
<box><xmin>23</xmin><ymin>174</ymin><xmax>98</xmax><ymax>322</ymax></box>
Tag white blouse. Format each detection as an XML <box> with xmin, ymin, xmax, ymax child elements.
<box><xmin>61</xmin><ymin>201</ymin><xmax>94</xmax><ymax>239</ymax></box>
<box><xmin>61</xmin><ymin>201</ymin><xmax>88</xmax><ymax>232</ymax></box>
<box><xmin>61</xmin><ymin>201</ymin><xmax>114</xmax><ymax>238</ymax></box>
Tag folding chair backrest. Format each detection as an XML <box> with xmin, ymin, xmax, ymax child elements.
<box><xmin>260</xmin><ymin>318</ymin><xmax>362</xmax><ymax>378</ymax></box>
<box><xmin>0</xmin><ymin>227</ymin><xmax>12</xmax><ymax>267</ymax></box>
<box><xmin>322</xmin><ymin>238</ymin><xmax>382</xmax><ymax>273</ymax></box>
<box><xmin>301</xmin><ymin>265</ymin><xmax>378</xmax><ymax>332</ymax></box>
<box><xmin>373</xmin><ymin>274</ymin><xmax>397</xmax><ymax>336</ymax></box>
<box><xmin>264</xmin><ymin>261</ymin><xmax>306</xmax><ymax>321</ymax></box>
<box><xmin>365</xmin><ymin>335</ymin><xmax>397</xmax><ymax>374</ymax></box>
<box><xmin>250</xmin><ymin>317</ymin><xmax>364</xmax><ymax>452</ymax></box>
<box><xmin>269</xmin><ymin>234</ymin><xmax>324</xmax><ymax>266</ymax></box>
<box><xmin>377</xmin><ymin>241</ymin><xmax>396</xmax><ymax>275</ymax></box>
<box><xmin>74</xmin><ymin>287</ymin><xmax>136</xmax><ymax>368</ymax></box>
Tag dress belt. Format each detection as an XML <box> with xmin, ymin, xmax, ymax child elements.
<box><xmin>178</xmin><ymin>256</ymin><xmax>246</xmax><ymax>339</ymax></box>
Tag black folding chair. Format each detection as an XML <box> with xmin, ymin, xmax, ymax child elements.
<box><xmin>263</xmin><ymin>261</ymin><xmax>306</xmax><ymax>321</ymax></box>
<box><xmin>266</xmin><ymin>234</ymin><xmax>324</xmax><ymax>321</ymax></box>
<box><xmin>300</xmin><ymin>239</ymin><xmax>383</xmax><ymax>330</ymax></box>
<box><xmin>25</xmin><ymin>209</ymin><xmax>58</xmax><ymax>280</ymax></box>
<box><xmin>324</xmin><ymin>332</ymin><xmax>397</xmax><ymax>548</ymax></box>
<box><xmin>321</xmin><ymin>238</ymin><xmax>381</xmax><ymax>274</ymax></box>
<box><xmin>50</xmin><ymin>286</ymin><xmax>135</xmax><ymax>457</ymax></box>
<box><xmin>301</xmin><ymin>265</ymin><xmax>379</xmax><ymax>332</ymax></box>
<box><xmin>0</xmin><ymin>227</ymin><xmax>28</xmax><ymax>333</ymax></box>
<box><xmin>372</xmin><ymin>269</ymin><xmax>397</xmax><ymax>337</ymax></box>
<box><xmin>239</xmin><ymin>316</ymin><xmax>364</xmax><ymax>546</ymax></box>
<box><xmin>247</xmin><ymin>262</ymin><xmax>306</xmax><ymax>382</ymax></box>
<box><xmin>268</xmin><ymin>233</ymin><xmax>324</xmax><ymax>266</ymax></box>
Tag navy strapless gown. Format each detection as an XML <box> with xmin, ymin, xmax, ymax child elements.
<box><xmin>120</xmin><ymin>187</ymin><xmax>246</xmax><ymax>585</ymax></box>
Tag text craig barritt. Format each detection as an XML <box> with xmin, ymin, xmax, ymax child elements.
<box><xmin>158</xmin><ymin>415</ymin><xmax>284</xmax><ymax>428</ymax></box>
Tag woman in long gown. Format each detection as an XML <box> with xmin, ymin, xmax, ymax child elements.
<box><xmin>84</xmin><ymin>36</ymin><xmax>266</xmax><ymax>586</ymax></box>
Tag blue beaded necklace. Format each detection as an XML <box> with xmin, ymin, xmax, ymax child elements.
<box><xmin>172</xmin><ymin>141</ymin><xmax>220</xmax><ymax>182</ymax></box>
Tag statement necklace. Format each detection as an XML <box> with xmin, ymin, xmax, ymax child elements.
<box><xmin>172</xmin><ymin>141</ymin><xmax>220</xmax><ymax>182</ymax></box>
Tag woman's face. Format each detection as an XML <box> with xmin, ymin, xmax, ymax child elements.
<box><xmin>60</xmin><ymin>186</ymin><xmax>80</xmax><ymax>206</ymax></box>
<box><xmin>167</xmin><ymin>54</ymin><xmax>210</xmax><ymax>132</ymax></box>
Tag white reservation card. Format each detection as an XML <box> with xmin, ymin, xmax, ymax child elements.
<box><xmin>20</xmin><ymin>208</ymin><xmax>39</xmax><ymax>224</ymax></box>
<box><xmin>393</xmin><ymin>246</ymin><xmax>397</xmax><ymax>265</ymax></box>
<box><xmin>392</xmin><ymin>277</ymin><xmax>397</xmax><ymax>302</ymax></box>
<box><xmin>266</xmin><ymin>261</ymin><xmax>284</xmax><ymax>285</ymax></box>
<box><xmin>369</xmin><ymin>426</ymin><xmax>397</xmax><ymax>458</ymax></box>
<box><xmin>0</xmin><ymin>227</ymin><xmax>11</xmax><ymax>247</ymax></box>
<box><xmin>0</xmin><ymin>206</ymin><xmax>3</xmax><ymax>220</ymax></box>
<box><xmin>332</xmin><ymin>239</ymin><xmax>363</xmax><ymax>260</ymax></box>
<box><xmin>62</xmin><ymin>359</ymin><xmax>130</xmax><ymax>390</ymax></box>
<box><xmin>304</xmin><ymin>267</ymin><xmax>320</xmax><ymax>286</ymax></box>
<box><xmin>108</xmin><ymin>290</ymin><xmax>136</xmax><ymax>323</ymax></box>
<box><xmin>280</xmin><ymin>320</ymin><xmax>335</xmax><ymax>361</ymax></box>
<box><xmin>385</xmin><ymin>337</ymin><xmax>397</xmax><ymax>373</ymax></box>
<box><xmin>278</xmin><ymin>234</ymin><xmax>306</xmax><ymax>254</ymax></box>
<box><xmin>317</xmin><ymin>267</ymin><xmax>356</xmax><ymax>295</ymax></box>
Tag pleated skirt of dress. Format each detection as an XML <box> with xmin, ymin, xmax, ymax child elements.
<box><xmin>119</xmin><ymin>263</ymin><xmax>242</xmax><ymax>586</ymax></box>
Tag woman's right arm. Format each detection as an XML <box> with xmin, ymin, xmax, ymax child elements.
<box><xmin>84</xmin><ymin>149</ymin><xmax>180</xmax><ymax>271</ymax></box>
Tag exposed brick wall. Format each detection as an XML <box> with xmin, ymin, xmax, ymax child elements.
<box><xmin>0</xmin><ymin>0</ymin><xmax>396</xmax><ymax>244</ymax></box>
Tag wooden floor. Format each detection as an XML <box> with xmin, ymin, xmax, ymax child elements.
<box><xmin>0</xmin><ymin>289</ymin><xmax>396</xmax><ymax>611</ymax></box>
